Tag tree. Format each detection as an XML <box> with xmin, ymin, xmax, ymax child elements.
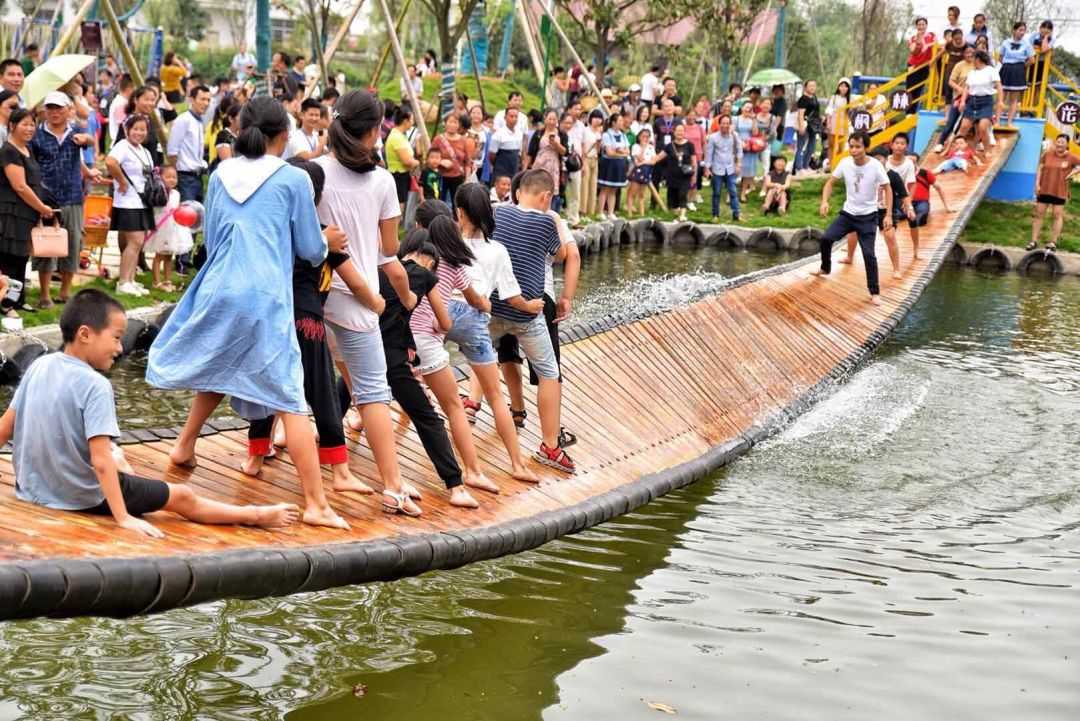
<box><xmin>144</xmin><ymin>0</ymin><xmax>210</xmax><ymax>43</ymax></box>
<box><xmin>669</xmin><ymin>0</ymin><xmax>768</xmax><ymax>89</ymax></box>
<box><xmin>218</xmin><ymin>0</ymin><xmax>252</xmax><ymax>49</ymax></box>
<box><xmin>855</xmin><ymin>0</ymin><xmax>910</xmax><ymax>76</ymax></box>
<box><xmin>553</xmin><ymin>0</ymin><xmax>681</xmax><ymax>80</ymax></box>
<box><xmin>981</xmin><ymin>0</ymin><xmax>1066</xmax><ymax>40</ymax></box>
<box><xmin>413</xmin><ymin>0</ymin><xmax>482</xmax><ymax>114</ymax></box>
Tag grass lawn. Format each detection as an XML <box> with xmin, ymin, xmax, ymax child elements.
<box><xmin>13</xmin><ymin>272</ymin><xmax>185</xmax><ymax>329</ymax></box>
<box><xmin>960</xmin><ymin>197</ymin><xmax>1080</xmax><ymax>254</ymax></box>
<box><xmin>377</xmin><ymin>76</ymin><xmax>542</xmax><ymax>123</ymax></box>
<box><xmin>582</xmin><ymin>176</ymin><xmax>841</xmax><ymax>230</ymax></box>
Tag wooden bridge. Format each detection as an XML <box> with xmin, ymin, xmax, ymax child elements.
<box><xmin>0</xmin><ymin>136</ymin><xmax>1015</xmax><ymax>620</ymax></box>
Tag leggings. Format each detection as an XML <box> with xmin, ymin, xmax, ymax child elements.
<box><xmin>0</xmin><ymin>250</ymin><xmax>28</xmax><ymax>310</ymax></box>
<box><xmin>440</xmin><ymin>176</ymin><xmax>465</xmax><ymax>209</ymax></box>
<box><xmin>337</xmin><ymin>346</ymin><xmax>463</xmax><ymax>489</ymax></box>
<box><xmin>248</xmin><ymin>315</ymin><xmax>347</xmax><ymax>465</ymax></box>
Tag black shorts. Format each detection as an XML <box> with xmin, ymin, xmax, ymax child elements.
<box><xmin>495</xmin><ymin>294</ymin><xmax>562</xmax><ymax>385</ymax></box>
<box><xmin>1036</xmin><ymin>194</ymin><xmax>1066</xmax><ymax>206</ymax></box>
<box><xmin>79</xmin><ymin>473</ymin><xmax>170</xmax><ymax>517</ymax></box>
<box><xmin>876</xmin><ymin>207</ymin><xmax>910</xmax><ymax>230</ymax></box>
<box><xmin>392</xmin><ymin>171</ymin><xmax>411</xmax><ymax>204</ymax></box>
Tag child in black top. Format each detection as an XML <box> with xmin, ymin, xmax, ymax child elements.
<box><xmin>420</xmin><ymin>148</ymin><xmax>443</xmax><ymax>201</ymax></box>
<box><xmin>244</xmin><ymin>158</ymin><xmax>383</xmax><ymax>496</ymax></box>
<box><xmin>336</xmin><ymin>229</ymin><xmax>479</xmax><ymax>508</ymax></box>
<box><xmin>762</xmin><ymin>155</ymin><xmax>791</xmax><ymax>215</ymax></box>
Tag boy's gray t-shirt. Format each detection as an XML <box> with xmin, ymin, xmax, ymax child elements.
<box><xmin>11</xmin><ymin>353</ymin><xmax>120</xmax><ymax>510</ymax></box>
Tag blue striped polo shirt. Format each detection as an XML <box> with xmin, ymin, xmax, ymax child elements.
<box><xmin>491</xmin><ymin>204</ymin><xmax>561</xmax><ymax>322</ymax></box>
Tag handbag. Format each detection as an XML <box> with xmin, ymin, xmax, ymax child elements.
<box><xmin>565</xmin><ymin>150</ymin><xmax>582</xmax><ymax>173</ymax></box>
<box><xmin>744</xmin><ymin>134</ymin><xmax>767</xmax><ymax>153</ymax></box>
<box><xmin>31</xmin><ymin>217</ymin><xmax>68</xmax><ymax>258</ymax></box>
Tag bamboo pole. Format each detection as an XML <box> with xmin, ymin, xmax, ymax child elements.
<box><xmin>50</xmin><ymin>0</ymin><xmax>97</xmax><ymax>57</ymax></box>
<box><xmin>303</xmin><ymin>0</ymin><xmax>366</xmax><ymax>98</ymax></box>
<box><xmin>688</xmin><ymin>47</ymin><xmax>706</xmax><ymax>106</ymax></box>
<box><xmin>463</xmin><ymin>23</ymin><xmax>486</xmax><ymax>110</ymax></box>
<box><xmin>377</xmin><ymin>0</ymin><xmax>430</xmax><ymax>153</ymax></box>
<box><xmin>99</xmin><ymin>0</ymin><xmax>168</xmax><ymax>149</ymax></box>
<box><xmin>534</xmin><ymin>3</ymin><xmax>608</xmax><ymax>117</ymax></box>
<box><xmin>516</xmin><ymin>0</ymin><xmax>545</xmax><ymax>86</ymax></box>
<box><xmin>741</xmin><ymin>0</ymin><xmax>774</xmax><ymax>85</ymax></box>
<box><xmin>371</xmin><ymin>0</ymin><xmax>413</xmax><ymax>89</ymax></box>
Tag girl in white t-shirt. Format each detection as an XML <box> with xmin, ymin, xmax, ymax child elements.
<box><xmin>408</xmin><ymin>214</ymin><xmax>504</xmax><ymax>507</ymax></box>
<box><xmin>105</xmin><ymin>115</ymin><xmax>156</xmax><ymax>296</ymax></box>
<box><xmin>627</xmin><ymin>127</ymin><xmax>656</xmax><ymax>218</ymax></box>
<box><xmin>447</xmin><ymin>183</ymin><xmax>541</xmax><ymax>484</ymax></box>
<box><xmin>316</xmin><ymin>90</ymin><xmax>423</xmax><ymax>518</ymax></box>
<box><xmin>143</xmin><ymin>166</ymin><xmax>193</xmax><ymax>291</ymax></box>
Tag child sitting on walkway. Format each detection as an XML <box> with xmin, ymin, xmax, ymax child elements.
<box><xmin>934</xmin><ymin>137</ymin><xmax>983</xmax><ymax>174</ymax></box>
<box><xmin>0</xmin><ymin>290</ymin><xmax>299</xmax><ymax>538</ymax></box>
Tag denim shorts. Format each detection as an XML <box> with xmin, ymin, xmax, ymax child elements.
<box><xmin>413</xmin><ymin>332</ymin><xmax>451</xmax><ymax>374</ymax></box>
<box><xmin>326</xmin><ymin>321</ymin><xmax>392</xmax><ymax>405</ymax></box>
<box><xmin>488</xmin><ymin>313</ymin><xmax>559</xmax><ymax>381</ymax></box>
<box><xmin>445</xmin><ymin>300</ymin><xmax>497</xmax><ymax>366</ymax></box>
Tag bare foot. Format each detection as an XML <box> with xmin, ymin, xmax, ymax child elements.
<box><xmin>809</xmin><ymin>268</ymin><xmax>829</xmax><ymax>278</ymax></box>
<box><xmin>330</xmin><ymin>465</ymin><xmax>374</xmax><ymax>494</ymax></box>
<box><xmin>914</xmin><ymin>252</ymin><xmax>922</xmax><ymax>260</ymax></box>
<box><xmin>837</xmin><ymin>258</ymin><xmax>852</xmax><ymax>265</ymax></box>
<box><xmin>169</xmin><ymin>442</ymin><xmax>198</xmax><ymax>469</ymax></box>
<box><xmin>870</xmin><ymin>295</ymin><xmax>882</xmax><ymax>306</ymax></box>
<box><xmin>303</xmin><ymin>504</ymin><xmax>350</xmax><ymax>529</ymax></box>
<box><xmin>111</xmin><ymin>443</ymin><xmax>134</xmax><ymax>475</ymax></box>
<box><xmin>250</xmin><ymin>503</ymin><xmax>301</xmax><ymax>528</ymax></box>
<box><xmin>464</xmin><ymin>472</ymin><xmax>500</xmax><ymax>494</ymax></box>
<box><xmin>450</xmin><ymin>486</ymin><xmax>480</xmax><ymax>508</ymax></box>
<box><xmin>344</xmin><ymin>408</ymin><xmax>364</xmax><ymax>433</ymax></box>
<box><xmin>892</xmin><ymin>270</ymin><xmax>903</xmax><ymax>280</ymax></box>
<box><xmin>272</xmin><ymin>426</ymin><xmax>287</xmax><ymax>449</ymax></box>
<box><xmin>241</xmin><ymin>455</ymin><xmax>264</xmax><ymax>477</ymax></box>
<box><xmin>511</xmin><ymin>463</ymin><xmax>541</xmax><ymax>483</ymax></box>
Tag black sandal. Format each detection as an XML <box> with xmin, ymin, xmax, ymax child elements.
<box><xmin>1025</xmin><ymin>241</ymin><xmax>1038</xmax><ymax>251</ymax></box>
<box><xmin>1046</xmin><ymin>242</ymin><xmax>1057</xmax><ymax>252</ymax></box>
<box><xmin>509</xmin><ymin>406</ymin><xmax>527</xmax><ymax>429</ymax></box>
<box><xmin>558</xmin><ymin>427</ymin><xmax>578</xmax><ymax>447</ymax></box>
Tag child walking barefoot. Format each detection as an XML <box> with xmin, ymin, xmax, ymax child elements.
<box><xmin>144</xmin><ymin>166</ymin><xmax>193</xmax><ymax>292</ymax></box>
<box><xmin>408</xmin><ymin>216</ymin><xmax>500</xmax><ymax>502</ymax></box>
<box><xmin>241</xmin><ymin>158</ymin><xmax>379</xmax><ymax>497</ymax></box>
<box><xmin>147</xmin><ymin>97</ymin><xmax>348</xmax><ymax>530</ymax></box>
<box><xmin>450</xmin><ymin>183</ymin><xmax>540</xmax><ymax>483</ymax></box>
<box><xmin>0</xmin><ymin>290</ymin><xmax>300</xmax><ymax>538</ymax></box>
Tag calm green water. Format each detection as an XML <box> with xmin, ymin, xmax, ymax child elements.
<box><xmin>0</xmin><ymin>244</ymin><xmax>788</xmax><ymax>429</ymax></box>
<box><xmin>1</xmin><ymin>262</ymin><xmax>1078</xmax><ymax>720</ymax></box>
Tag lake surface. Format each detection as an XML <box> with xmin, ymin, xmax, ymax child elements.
<box><xmin>0</xmin><ymin>261</ymin><xmax>1077</xmax><ymax>720</ymax></box>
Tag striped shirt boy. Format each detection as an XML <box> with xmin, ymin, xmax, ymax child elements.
<box><xmin>491</xmin><ymin>204</ymin><xmax>561</xmax><ymax>323</ymax></box>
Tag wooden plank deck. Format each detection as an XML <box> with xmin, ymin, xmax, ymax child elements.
<box><xmin>0</xmin><ymin>135</ymin><xmax>1015</xmax><ymax>618</ymax></box>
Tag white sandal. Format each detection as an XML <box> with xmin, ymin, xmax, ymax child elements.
<box><xmin>382</xmin><ymin>489</ymin><xmax>422</xmax><ymax>517</ymax></box>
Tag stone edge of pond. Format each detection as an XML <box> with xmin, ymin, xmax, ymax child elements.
<box><xmin>0</xmin><ymin>150</ymin><xmax>1015</xmax><ymax>619</ymax></box>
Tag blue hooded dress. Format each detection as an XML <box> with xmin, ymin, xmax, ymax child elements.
<box><xmin>146</xmin><ymin>156</ymin><xmax>327</xmax><ymax>417</ymax></box>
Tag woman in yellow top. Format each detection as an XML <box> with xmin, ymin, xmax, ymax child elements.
<box><xmin>160</xmin><ymin>52</ymin><xmax>188</xmax><ymax>104</ymax></box>
<box><xmin>385</xmin><ymin>106</ymin><xmax>420</xmax><ymax>213</ymax></box>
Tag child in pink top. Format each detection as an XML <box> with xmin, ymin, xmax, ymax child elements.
<box><xmin>934</xmin><ymin>137</ymin><xmax>984</xmax><ymax>173</ymax></box>
<box><xmin>408</xmin><ymin>215</ymin><xmax>502</xmax><ymax>505</ymax></box>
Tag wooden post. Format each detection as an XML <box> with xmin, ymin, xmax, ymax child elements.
<box><xmin>98</xmin><ymin>0</ymin><xmax>168</xmax><ymax>149</ymax></box>
<box><xmin>535</xmin><ymin>3</ymin><xmax>608</xmax><ymax>117</ymax></box>
<box><xmin>371</xmin><ymin>0</ymin><xmax>413</xmax><ymax>90</ymax></box>
<box><xmin>50</xmin><ymin>0</ymin><xmax>98</xmax><ymax>57</ymax></box>
<box><xmin>303</xmin><ymin>0</ymin><xmax>367</xmax><ymax>98</ymax></box>
<box><xmin>376</xmin><ymin>0</ymin><xmax>430</xmax><ymax>152</ymax></box>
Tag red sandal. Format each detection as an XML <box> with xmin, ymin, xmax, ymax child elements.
<box><xmin>460</xmin><ymin>394</ymin><xmax>481</xmax><ymax>424</ymax></box>
<box><xmin>534</xmin><ymin>442</ymin><xmax>575</xmax><ymax>473</ymax></box>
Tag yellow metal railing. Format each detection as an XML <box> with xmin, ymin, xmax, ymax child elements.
<box><xmin>828</xmin><ymin>51</ymin><xmax>942</xmax><ymax>164</ymax></box>
<box><xmin>1043</xmin><ymin>65</ymin><xmax>1080</xmax><ymax>155</ymax></box>
<box><xmin>829</xmin><ymin>49</ymin><xmax>1061</xmax><ymax>165</ymax></box>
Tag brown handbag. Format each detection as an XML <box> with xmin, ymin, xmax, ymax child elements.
<box><xmin>31</xmin><ymin>217</ymin><xmax>68</xmax><ymax>258</ymax></box>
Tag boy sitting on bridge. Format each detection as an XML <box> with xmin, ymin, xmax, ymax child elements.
<box><xmin>0</xmin><ymin>289</ymin><xmax>300</xmax><ymax>538</ymax></box>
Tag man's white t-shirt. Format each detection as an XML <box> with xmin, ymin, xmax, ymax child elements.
<box><xmin>108</xmin><ymin>93</ymin><xmax>127</xmax><ymax>143</ymax></box>
<box><xmin>832</xmin><ymin>156</ymin><xmax>889</xmax><ymax>216</ymax></box>
<box><xmin>640</xmin><ymin>72</ymin><xmax>660</xmax><ymax>102</ymax></box>
<box><xmin>885</xmin><ymin>155</ymin><xmax>915</xmax><ymax>187</ymax></box>
<box><xmin>286</xmin><ymin>128</ymin><xmax>319</xmax><ymax>159</ymax></box>
<box><xmin>317</xmin><ymin>157</ymin><xmax>401</xmax><ymax>333</ymax></box>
